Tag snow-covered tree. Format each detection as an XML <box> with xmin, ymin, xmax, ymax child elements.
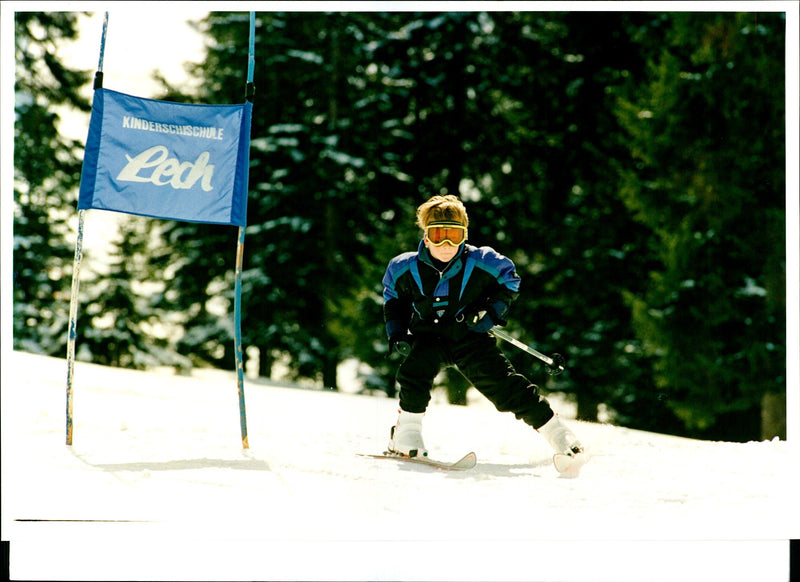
<box><xmin>13</xmin><ymin>12</ymin><xmax>92</xmax><ymax>356</ymax></box>
<box><xmin>79</xmin><ymin>216</ymin><xmax>190</xmax><ymax>370</ymax></box>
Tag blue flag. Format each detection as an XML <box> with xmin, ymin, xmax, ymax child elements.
<box><xmin>78</xmin><ymin>89</ymin><xmax>252</xmax><ymax>227</ymax></box>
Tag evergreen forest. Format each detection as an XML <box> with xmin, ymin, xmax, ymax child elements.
<box><xmin>13</xmin><ymin>10</ymin><xmax>788</xmax><ymax>442</ymax></box>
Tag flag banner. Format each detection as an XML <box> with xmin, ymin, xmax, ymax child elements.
<box><xmin>78</xmin><ymin>88</ymin><xmax>252</xmax><ymax>227</ymax></box>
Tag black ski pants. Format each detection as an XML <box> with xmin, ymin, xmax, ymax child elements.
<box><xmin>395</xmin><ymin>331</ymin><xmax>555</xmax><ymax>430</ymax></box>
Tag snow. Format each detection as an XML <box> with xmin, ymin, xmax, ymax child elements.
<box><xmin>2</xmin><ymin>350</ymin><xmax>797</xmax><ymax>581</ymax></box>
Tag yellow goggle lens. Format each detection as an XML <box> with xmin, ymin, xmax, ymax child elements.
<box><xmin>425</xmin><ymin>223</ymin><xmax>466</xmax><ymax>246</ymax></box>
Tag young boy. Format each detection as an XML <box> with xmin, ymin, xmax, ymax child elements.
<box><xmin>382</xmin><ymin>194</ymin><xmax>584</xmax><ymax>465</ymax></box>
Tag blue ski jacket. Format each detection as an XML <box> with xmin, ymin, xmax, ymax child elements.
<box><xmin>382</xmin><ymin>240</ymin><xmax>521</xmax><ymax>341</ymax></box>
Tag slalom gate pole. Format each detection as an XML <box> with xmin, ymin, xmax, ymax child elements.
<box><xmin>65</xmin><ymin>12</ymin><xmax>109</xmax><ymax>446</ymax></box>
<box><xmin>234</xmin><ymin>226</ymin><xmax>248</xmax><ymax>449</ymax></box>
<box><xmin>65</xmin><ymin>211</ymin><xmax>86</xmax><ymax>446</ymax></box>
<box><xmin>233</xmin><ymin>11</ymin><xmax>256</xmax><ymax>449</ymax></box>
<box><xmin>490</xmin><ymin>326</ymin><xmax>566</xmax><ymax>375</ymax></box>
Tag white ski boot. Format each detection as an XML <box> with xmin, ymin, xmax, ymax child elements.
<box><xmin>537</xmin><ymin>414</ymin><xmax>584</xmax><ymax>457</ymax></box>
<box><xmin>388</xmin><ymin>410</ymin><xmax>428</xmax><ymax>458</ymax></box>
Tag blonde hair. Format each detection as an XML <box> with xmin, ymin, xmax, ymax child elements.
<box><xmin>415</xmin><ymin>195</ymin><xmax>469</xmax><ymax>229</ymax></box>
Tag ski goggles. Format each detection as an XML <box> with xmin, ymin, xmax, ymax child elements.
<box><xmin>424</xmin><ymin>221</ymin><xmax>467</xmax><ymax>247</ymax></box>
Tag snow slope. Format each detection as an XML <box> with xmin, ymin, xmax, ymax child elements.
<box><xmin>2</xmin><ymin>350</ymin><xmax>797</xmax><ymax>581</ymax></box>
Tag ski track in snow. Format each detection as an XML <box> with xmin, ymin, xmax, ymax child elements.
<box><xmin>2</xmin><ymin>350</ymin><xmax>797</xmax><ymax>581</ymax></box>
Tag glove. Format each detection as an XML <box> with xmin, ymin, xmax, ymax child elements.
<box><xmin>386</xmin><ymin>320</ymin><xmax>411</xmax><ymax>358</ymax></box>
<box><xmin>467</xmin><ymin>311</ymin><xmax>495</xmax><ymax>333</ymax></box>
<box><xmin>389</xmin><ymin>337</ymin><xmax>411</xmax><ymax>357</ymax></box>
<box><xmin>466</xmin><ymin>300</ymin><xmax>509</xmax><ymax>334</ymax></box>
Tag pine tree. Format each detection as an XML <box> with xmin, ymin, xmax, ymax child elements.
<box><xmin>614</xmin><ymin>13</ymin><xmax>786</xmax><ymax>440</ymax></box>
<box><xmin>79</xmin><ymin>216</ymin><xmax>186</xmax><ymax>370</ymax></box>
<box><xmin>13</xmin><ymin>12</ymin><xmax>92</xmax><ymax>356</ymax></box>
<box><xmin>161</xmin><ymin>12</ymin><xmax>421</xmax><ymax>388</ymax></box>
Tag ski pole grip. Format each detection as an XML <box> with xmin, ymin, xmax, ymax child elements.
<box><xmin>546</xmin><ymin>353</ymin><xmax>566</xmax><ymax>375</ymax></box>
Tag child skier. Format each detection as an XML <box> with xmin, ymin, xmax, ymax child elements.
<box><xmin>382</xmin><ymin>194</ymin><xmax>584</xmax><ymax>466</ymax></box>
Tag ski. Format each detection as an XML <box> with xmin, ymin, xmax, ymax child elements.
<box><xmin>553</xmin><ymin>452</ymin><xmax>589</xmax><ymax>478</ymax></box>
<box><xmin>358</xmin><ymin>451</ymin><xmax>477</xmax><ymax>471</ymax></box>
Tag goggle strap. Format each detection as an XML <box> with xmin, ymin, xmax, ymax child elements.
<box><xmin>426</xmin><ymin>221</ymin><xmax>465</xmax><ymax>229</ymax></box>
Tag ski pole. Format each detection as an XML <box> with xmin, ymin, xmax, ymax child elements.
<box><xmin>490</xmin><ymin>327</ymin><xmax>566</xmax><ymax>375</ymax></box>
